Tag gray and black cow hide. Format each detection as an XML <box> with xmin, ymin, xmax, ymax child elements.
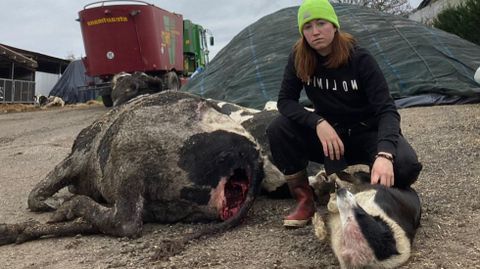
<box><xmin>209</xmin><ymin>100</ymin><xmax>324</xmax><ymax>198</ymax></box>
<box><xmin>0</xmin><ymin>90</ymin><xmax>264</xmax><ymax>246</ymax></box>
<box><xmin>109</xmin><ymin>71</ymin><xmax>315</xmax><ymax>197</ymax></box>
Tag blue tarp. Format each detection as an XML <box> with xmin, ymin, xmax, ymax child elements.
<box><xmin>49</xmin><ymin>60</ymin><xmax>97</xmax><ymax>104</ymax></box>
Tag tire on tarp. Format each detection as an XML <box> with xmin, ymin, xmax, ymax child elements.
<box><xmin>165</xmin><ymin>71</ymin><xmax>180</xmax><ymax>91</ymax></box>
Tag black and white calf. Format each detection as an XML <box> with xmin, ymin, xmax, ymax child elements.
<box><xmin>312</xmin><ymin>169</ymin><xmax>422</xmax><ymax>268</ymax></box>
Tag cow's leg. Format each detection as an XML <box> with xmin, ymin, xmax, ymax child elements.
<box><xmin>28</xmin><ymin>156</ymin><xmax>81</xmax><ymax>212</ymax></box>
<box><xmin>0</xmin><ymin>219</ymin><xmax>97</xmax><ymax>246</ymax></box>
<box><xmin>1</xmin><ymin>184</ymin><xmax>144</xmax><ymax>245</ymax></box>
<box><xmin>0</xmin><ymin>221</ymin><xmax>37</xmax><ymax>245</ymax></box>
<box><xmin>49</xmin><ymin>182</ymin><xmax>144</xmax><ymax>238</ymax></box>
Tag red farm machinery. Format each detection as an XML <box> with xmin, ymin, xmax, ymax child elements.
<box><xmin>78</xmin><ymin>0</ymin><xmax>213</xmax><ymax>106</ymax></box>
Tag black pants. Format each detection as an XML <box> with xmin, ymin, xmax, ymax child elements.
<box><xmin>266</xmin><ymin>115</ymin><xmax>422</xmax><ymax>189</ymax></box>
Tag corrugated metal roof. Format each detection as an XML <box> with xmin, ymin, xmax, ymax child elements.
<box><xmin>0</xmin><ymin>43</ymin><xmax>38</xmax><ymax>69</ymax></box>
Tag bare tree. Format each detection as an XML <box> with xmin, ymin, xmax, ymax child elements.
<box><xmin>332</xmin><ymin>0</ymin><xmax>413</xmax><ymax>16</ymax></box>
<box><xmin>65</xmin><ymin>52</ymin><xmax>77</xmax><ymax>61</ymax></box>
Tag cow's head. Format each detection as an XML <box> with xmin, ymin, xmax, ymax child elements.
<box><xmin>111</xmin><ymin>72</ymin><xmax>163</xmax><ymax>106</ymax></box>
<box><xmin>178</xmin><ymin>130</ymin><xmax>264</xmax><ymax>221</ymax></box>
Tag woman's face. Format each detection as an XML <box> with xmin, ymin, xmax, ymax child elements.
<box><xmin>302</xmin><ymin>19</ymin><xmax>336</xmax><ymax>56</ymax></box>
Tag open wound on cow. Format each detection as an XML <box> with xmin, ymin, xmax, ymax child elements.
<box><xmin>209</xmin><ymin>169</ymin><xmax>250</xmax><ymax>220</ymax></box>
<box><xmin>222</xmin><ymin>168</ymin><xmax>250</xmax><ymax>220</ymax></box>
<box><xmin>178</xmin><ymin>130</ymin><xmax>258</xmax><ymax>221</ymax></box>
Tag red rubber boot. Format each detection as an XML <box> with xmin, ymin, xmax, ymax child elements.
<box><xmin>283</xmin><ymin>171</ymin><xmax>315</xmax><ymax>228</ymax></box>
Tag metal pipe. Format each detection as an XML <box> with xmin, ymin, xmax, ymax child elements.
<box><xmin>84</xmin><ymin>0</ymin><xmax>152</xmax><ymax>10</ymax></box>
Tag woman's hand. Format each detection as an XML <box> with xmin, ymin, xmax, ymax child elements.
<box><xmin>316</xmin><ymin>121</ymin><xmax>344</xmax><ymax>160</ymax></box>
<box><xmin>370</xmin><ymin>153</ymin><xmax>394</xmax><ymax>187</ymax></box>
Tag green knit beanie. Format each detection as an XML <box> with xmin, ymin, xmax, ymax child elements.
<box><xmin>297</xmin><ymin>0</ymin><xmax>340</xmax><ymax>35</ymax></box>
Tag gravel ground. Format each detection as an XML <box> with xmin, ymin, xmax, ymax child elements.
<box><xmin>0</xmin><ymin>103</ymin><xmax>479</xmax><ymax>268</ymax></box>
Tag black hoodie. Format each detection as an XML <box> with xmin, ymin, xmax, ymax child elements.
<box><xmin>277</xmin><ymin>46</ymin><xmax>400</xmax><ymax>156</ymax></box>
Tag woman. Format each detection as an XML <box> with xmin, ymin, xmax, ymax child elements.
<box><xmin>266</xmin><ymin>0</ymin><xmax>422</xmax><ymax>228</ymax></box>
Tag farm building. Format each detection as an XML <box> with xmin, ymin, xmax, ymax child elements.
<box><xmin>0</xmin><ymin>43</ymin><xmax>70</xmax><ymax>103</ymax></box>
<box><xmin>409</xmin><ymin>0</ymin><xmax>463</xmax><ymax>24</ymax></box>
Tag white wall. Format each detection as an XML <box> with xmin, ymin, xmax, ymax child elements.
<box><xmin>35</xmin><ymin>71</ymin><xmax>60</xmax><ymax>96</ymax></box>
<box><xmin>409</xmin><ymin>0</ymin><xmax>463</xmax><ymax>24</ymax></box>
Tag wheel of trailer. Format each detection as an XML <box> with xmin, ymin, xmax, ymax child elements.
<box><xmin>102</xmin><ymin>94</ymin><xmax>113</xmax><ymax>107</ymax></box>
<box><xmin>165</xmin><ymin>71</ymin><xmax>180</xmax><ymax>91</ymax></box>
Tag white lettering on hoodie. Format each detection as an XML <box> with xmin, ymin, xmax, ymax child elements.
<box><xmin>308</xmin><ymin>76</ymin><xmax>358</xmax><ymax>92</ymax></box>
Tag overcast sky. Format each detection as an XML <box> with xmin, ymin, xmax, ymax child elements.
<box><xmin>0</xmin><ymin>0</ymin><xmax>423</xmax><ymax>61</ymax></box>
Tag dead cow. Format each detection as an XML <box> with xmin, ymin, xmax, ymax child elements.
<box><xmin>111</xmin><ymin>72</ymin><xmax>164</xmax><ymax>107</ymax></box>
<box><xmin>311</xmin><ymin>168</ymin><xmax>422</xmax><ymax>268</ymax></box>
<box><xmin>0</xmin><ymin>90</ymin><xmax>264</xmax><ymax>246</ymax></box>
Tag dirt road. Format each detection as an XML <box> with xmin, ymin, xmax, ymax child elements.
<box><xmin>0</xmin><ymin>103</ymin><xmax>479</xmax><ymax>268</ymax></box>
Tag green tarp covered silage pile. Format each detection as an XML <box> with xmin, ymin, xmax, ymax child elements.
<box><xmin>183</xmin><ymin>4</ymin><xmax>480</xmax><ymax>109</ymax></box>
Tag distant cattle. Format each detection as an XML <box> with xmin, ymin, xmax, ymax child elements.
<box><xmin>46</xmin><ymin>96</ymin><xmax>65</xmax><ymax>107</ymax></box>
<box><xmin>34</xmin><ymin>95</ymin><xmax>65</xmax><ymax>107</ymax></box>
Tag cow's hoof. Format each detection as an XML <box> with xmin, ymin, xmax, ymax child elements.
<box><xmin>310</xmin><ymin>173</ymin><xmax>335</xmax><ymax>206</ymax></box>
<box><xmin>27</xmin><ymin>194</ymin><xmax>56</xmax><ymax>212</ymax></box>
<box><xmin>0</xmin><ymin>224</ymin><xmax>19</xmax><ymax>245</ymax></box>
<box><xmin>312</xmin><ymin>213</ymin><xmax>327</xmax><ymax>241</ymax></box>
<box><xmin>0</xmin><ymin>222</ymin><xmax>35</xmax><ymax>246</ymax></box>
<box><xmin>48</xmin><ymin>208</ymin><xmax>75</xmax><ymax>223</ymax></box>
<box><xmin>327</xmin><ymin>193</ymin><xmax>338</xmax><ymax>213</ymax></box>
<box><xmin>43</xmin><ymin>197</ymin><xmax>65</xmax><ymax>210</ymax></box>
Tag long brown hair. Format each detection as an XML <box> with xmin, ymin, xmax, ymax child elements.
<box><xmin>294</xmin><ymin>30</ymin><xmax>356</xmax><ymax>82</ymax></box>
